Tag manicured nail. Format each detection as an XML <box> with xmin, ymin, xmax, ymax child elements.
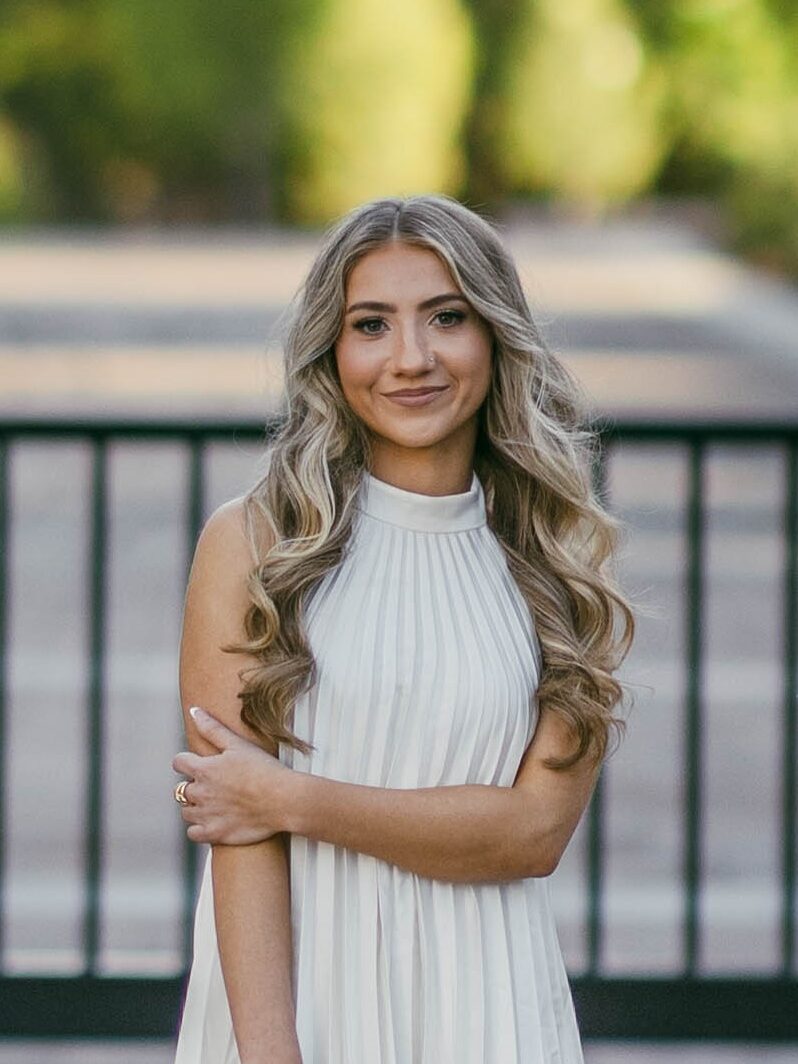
<box><xmin>189</xmin><ymin>706</ymin><xmax>203</xmax><ymax>720</ymax></box>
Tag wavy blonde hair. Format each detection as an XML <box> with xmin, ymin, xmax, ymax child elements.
<box><xmin>226</xmin><ymin>193</ymin><xmax>635</xmax><ymax>770</ymax></box>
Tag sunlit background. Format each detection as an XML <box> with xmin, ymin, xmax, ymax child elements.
<box><xmin>1</xmin><ymin>1</ymin><xmax>797</xmax><ymax>1060</ymax></box>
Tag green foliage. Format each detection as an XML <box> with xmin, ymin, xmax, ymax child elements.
<box><xmin>664</xmin><ymin>0</ymin><xmax>793</xmax><ymax>182</ymax></box>
<box><xmin>499</xmin><ymin>0</ymin><xmax>669</xmax><ymax>211</ymax></box>
<box><xmin>270</xmin><ymin>0</ymin><xmax>474</xmax><ymax>224</ymax></box>
<box><xmin>0</xmin><ymin>0</ymin><xmax>797</xmax><ymax>280</ymax></box>
<box><xmin>0</xmin><ymin>0</ymin><xmax>124</xmax><ymax>220</ymax></box>
<box><xmin>102</xmin><ymin>0</ymin><xmax>281</xmax><ymax>218</ymax></box>
<box><xmin>0</xmin><ymin>115</ymin><xmax>25</xmax><ymax>221</ymax></box>
<box><xmin>760</xmin><ymin>0</ymin><xmax>798</xmax><ymax>25</ymax></box>
<box><xmin>725</xmin><ymin>165</ymin><xmax>798</xmax><ymax>275</ymax></box>
<box><xmin>653</xmin><ymin>0</ymin><xmax>798</xmax><ymax>276</ymax></box>
<box><xmin>0</xmin><ymin>0</ymin><xmax>288</xmax><ymax>221</ymax></box>
<box><xmin>459</xmin><ymin>0</ymin><xmax>528</xmax><ymax>209</ymax></box>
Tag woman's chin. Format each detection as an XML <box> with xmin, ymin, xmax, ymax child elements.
<box><xmin>372</xmin><ymin>427</ymin><xmax>457</xmax><ymax>452</ymax></box>
<box><xmin>360</xmin><ymin>402</ymin><xmax>480</xmax><ymax>453</ymax></box>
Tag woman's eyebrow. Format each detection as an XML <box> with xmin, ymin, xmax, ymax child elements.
<box><xmin>345</xmin><ymin>292</ymin><xmax>468</xmax><ymax>315</ymax></box>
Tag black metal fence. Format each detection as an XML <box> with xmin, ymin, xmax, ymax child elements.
<box><xmin>0</xmin><ymin>416</ymin><xmax>795</xmax><ymax>1041</ymax></box>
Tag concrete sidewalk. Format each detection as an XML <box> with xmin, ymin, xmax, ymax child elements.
<box><xmin>1</xmin><ymin>1040</ymin><xmax>797</xmax><ymax>1063</ymax></box>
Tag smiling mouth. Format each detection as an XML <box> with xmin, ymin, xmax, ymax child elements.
<box><xmin>384</xmin><ymin>387</ymin><xmax>448</xmax><ymax>397</ymax></box>
<box><xmin>382</xmin><ymin>386</ymin><xmax>450</xmax><ymax>408</ymax></box>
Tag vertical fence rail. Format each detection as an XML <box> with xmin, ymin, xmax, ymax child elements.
<box><xmin>783</xmin><ymin>439</ymin><xmax>798</xmax><ymax>976</ymax></box>
<box><xmin>83</xmin><ymin>435</ymin><xmax>108</xmax><ymax>975</ymax></box>
<box><xmin>684</xmin><ymin>437</ymin><xmax>706</xmax><ymax>975</ymax></box>
<box><xmin>182</xmin><ymin>436</ymin><xmax>205</xmax><ymax>969</ymax></box>
<box><xmin>0</xmin><ymin>437</ymin><xmax>7</xmax><ymax>963</ymax></box>
<box><xmin>586</xmin><ymin>440</ymin><xmax>610</xmax><ymax>976</ymax></box>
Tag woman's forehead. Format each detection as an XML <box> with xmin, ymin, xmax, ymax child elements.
<box><xmin>346</xmin><ymin>242</ymin><xmax>458</xmax><ymax>299</ymax></box>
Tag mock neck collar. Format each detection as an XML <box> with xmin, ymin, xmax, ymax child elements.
<box><xmin>356</xmin><ymin>470</ymin><xmax>486</xmax><ymax>533</ymax></box>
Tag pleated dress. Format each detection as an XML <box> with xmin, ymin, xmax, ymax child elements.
<box><xmin>174</xmin><ymin>469</ymin><xmax>584</xmax><ymax>1063</ymax></box>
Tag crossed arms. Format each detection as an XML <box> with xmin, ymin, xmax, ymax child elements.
<box><xmin>176</xmin><ymin>499</ymin><xmax>601</xmax><ymax>887</ymax></box>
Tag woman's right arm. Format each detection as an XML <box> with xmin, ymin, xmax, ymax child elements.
<box><xmin>179</xmin><ymin>497</ymin><xmax>301</xmax><ymax>1064</ymax></box>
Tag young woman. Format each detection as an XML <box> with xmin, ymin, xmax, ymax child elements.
<box><xmin>171</xmin><ymin>193</ymin><xmax>635</xmax><ymax>1063</ymax></box>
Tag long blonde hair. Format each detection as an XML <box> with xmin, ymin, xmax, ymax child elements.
<box><xmin>226</xmin><ymin>193</ymin><xmax>635</xmax><ymax>769</ymax></box>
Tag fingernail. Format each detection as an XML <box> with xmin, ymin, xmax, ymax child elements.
<box><xmin>189</xmin><ymin>706</ymin><xmax>204</xmax><ymax>720</ymax></box>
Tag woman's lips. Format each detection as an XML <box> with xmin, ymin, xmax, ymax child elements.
<box><xmin>383</xmin><ymin>387</ymin><xmax>450</xmax><ymax>407</ymax></box>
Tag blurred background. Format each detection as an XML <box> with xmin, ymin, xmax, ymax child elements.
<box><xmin>0</xmin><ymin>0</ymin><xmax>797</xmax><ymax>263</ymax></box>
<box><xmin>0</xmin><ymin>0</ymin><xmax>797</xmax><ymax>1060</ymax></box>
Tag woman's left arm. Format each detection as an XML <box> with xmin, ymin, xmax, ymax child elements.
<box><xmin>174</xmin><ymin>706</ymin><xmax>600</xmax><ymax>883</ymax></box>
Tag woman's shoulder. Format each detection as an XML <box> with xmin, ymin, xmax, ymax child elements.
<box><xmin>197</xmin><ymin>494</ymin><xmax>276</xmax><ymax>571</ymax></box>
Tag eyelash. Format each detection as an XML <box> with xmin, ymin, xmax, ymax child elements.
<box><xmin>352</xmin><ymin>309</ymin><xmax>466</xmax><ymax>335</ymax></box>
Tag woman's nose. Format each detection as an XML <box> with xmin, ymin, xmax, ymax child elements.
<box><xmin>393</xmin><ymin>323</ymin><xmax>429</xmax><ymax>369</ymax></box>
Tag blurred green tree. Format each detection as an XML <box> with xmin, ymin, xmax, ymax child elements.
<box><xmin>0</xmin><ymin>115</ymin><xmax>26</xmax><ymax>221</ymax></box>
<box><xmin>724</xmin><ymin>3</ymin><xmax>798</xmax><ymax>274</ymax></box>
<box><xmin>639</xmin><ymin>0</ymin><xmax>798</xmax><ymax>273</ymax></box>
<box><xmin>498</xmin><ymin>0</ymin><xmax>669</xmax><ymax>212</ymax></box>
<box><xmin>103</xmin><ymin>0</ymin><xmax>280</xmax><ymax>221</ymax></box>
<box><xmin>268</xmin><ymin>0</ymin><xmax>474</xmax><ymax>224</ymax></box>
<box><xmin>0</xmin><ymin>0</ymin><xmax>124</xmax><ymax>221</ymax></box>
<box><xmin>459</xmin><ymin>0</ymin><xmax>527</xmax><ymax>211</ymax></box>
<box><xmin>0</xmin><ymin>0</ymin><xmax>283</xmax><ymax>222</ymax></box>
<box><xmin>658</xmin><ymin>0</ymin><xmax>793</xmax><ymax>188</ymax></box>
<box><xmin>1</xmin><ymin>0</ymin><xmax>796</xmax><ymax>278</ymax></box>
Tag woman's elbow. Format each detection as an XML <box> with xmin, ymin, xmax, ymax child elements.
<box><xmin>517</xmin><ymin>826</ymin><xmax>568</xmax><ymax>879</ymax></box>
<box><xmin>521</xmin><ymin>849</ymin><xmax>560</xmax><ymax>879</ymax></box>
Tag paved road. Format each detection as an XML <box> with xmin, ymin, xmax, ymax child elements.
<box><xmin>1</xmin><ymin>1039</ymin><xmax>797</xmax><ymax>1063</ymax></box>
<box><xmin>0</xmin><ymin>209</ymin><xmax>796</xmax><ymax>1017</ymax></box>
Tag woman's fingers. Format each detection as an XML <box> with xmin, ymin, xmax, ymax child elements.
<box><xmin>182</xmin><ymin>811</ymin><xmax>277</xmax><ymax>846</ymax></box>
<box><xmin>180</xmin><ymin>796</ymin><xmax>219</xmax><ymax>840</ymax></box>
<box><xmin>172</xmin><ymin>750</ymin><xmax>203</xmax><ymax>776</ymax></box>
<box><xmin>186</xmin><ymin>823</ymin><xmax>207</xmax><ymax>843</ymax></box>
<box><xmin>188</xmin><ymin>706</ymin><xmax>245</xmax><ymax>751</ymax></box>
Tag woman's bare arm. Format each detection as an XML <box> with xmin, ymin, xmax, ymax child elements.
<box><xmin>179</xmin><ymin>498</ymin><xmax>300</xmax><ymax>1064</ymax></box>
<box><xmin>179</xmin><ymin>703</ymin><xmax>600</xmax><ymax>883</ymax></box>
<box><xmin>292</xmin><ymin>708</ymin><xmax>599</xmax><ymax>881</ymax></box>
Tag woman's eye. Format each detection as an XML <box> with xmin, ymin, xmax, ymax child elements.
<box><xmin>353</xmin><ymin>317</ymin><xmax>386</xmax><ymax>335</ymax></box>
<box><xmin>352</xmin><ymin>310</ymin><xmax>465</xmax><ymax>335</ymax></box>
<box><xmin>434</xmin><ymin>309</ymin><xmax>466</xmax><ymax>326</ymax></box>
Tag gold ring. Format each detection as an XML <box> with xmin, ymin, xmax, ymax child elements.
<box><xmin>174</xmin><ymin>780</ymin><xmax>190</xmax><ymax>805</ymax></box>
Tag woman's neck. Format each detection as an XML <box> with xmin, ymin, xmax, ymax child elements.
<box><xmin>368</xmin><ymin>449</ymin><xmax>474</xmax><ymax>497</ymax></box>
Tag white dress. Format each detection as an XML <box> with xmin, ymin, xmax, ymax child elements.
<box><xmin>174</xmin><ymin>470</ymin><xmax>584</xmax><ymax>1063</ymax></box>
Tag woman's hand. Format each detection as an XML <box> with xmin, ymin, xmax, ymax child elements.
<box><xmin>172</xmin><ymin>706</ymin><xmax>296</xmax><ymax>846</ymax></box>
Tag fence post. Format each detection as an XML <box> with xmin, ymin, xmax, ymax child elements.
<box><xmin>84</xmin><ymin>434</ymin><xmax>108</xmax><ymax>974</ymax></box>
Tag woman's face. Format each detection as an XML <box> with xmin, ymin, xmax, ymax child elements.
<box><xmin>334</xmin><ymin>241</ymin><xmax>493</xmax><ymax>471</ymax></box>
